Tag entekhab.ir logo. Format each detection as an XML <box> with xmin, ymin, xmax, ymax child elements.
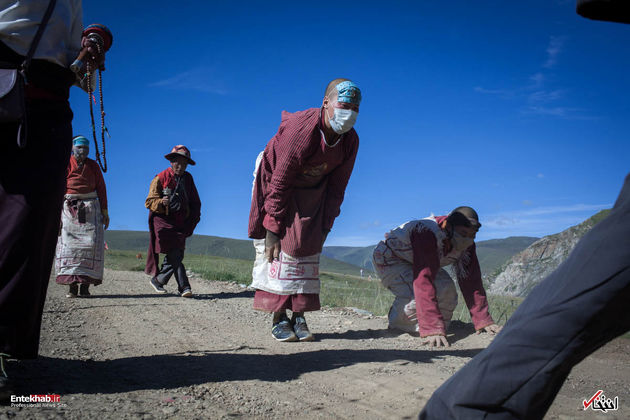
<box><xmin>583</xmin><ymin>389</ymin><xmax>619</xmax><ymax>413</ymax></box>
<box><xmin>10</xmin><ymin>394</ymin><xmax>66</xmax><ymax>408</ymax></box>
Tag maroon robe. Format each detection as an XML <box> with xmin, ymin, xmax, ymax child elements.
<box><xmin>145</xmin><ymin>168</ymin><xmax>201</xmax><ymax>276</ymax></box>
<box><xmin>248</xmin><ymin>108</ymin><xmax>359</xmax><ymax>257</ymax></box>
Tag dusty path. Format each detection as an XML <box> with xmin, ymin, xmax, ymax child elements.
<box><xmin>1</xmin><ymin>269</ymin><xmax>629</xmax><ymax>419</ymax></box>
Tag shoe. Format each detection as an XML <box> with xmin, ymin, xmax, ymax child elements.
<box><xmin>150</xmin><ymin>277</ymin><xmax>167</xmax><ymax>294</ymax></box>
<box><xmin>271</xmin><ymin>315</ymin><xmax>298</xmax><ymax>342</ymax></box>
<box><xmin>79</xmin><ymin>284</ymin><xmax>91</xmax><ymax>297</ymax></box>
<box><xmin>291</xmin><ymin>315</ymin><xmax>314</xmax><ymax>341</ymax></box>
<box><xmin>66</xmin><ymin>283</ymin><xmax>78</xmax><ymax>298</ymax></box>
<box><xmin>181</xmin><ymin>289</ymin><xmax>193</xmax><ymax>298</ymax></box>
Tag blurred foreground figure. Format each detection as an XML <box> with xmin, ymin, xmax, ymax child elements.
<box><xmin>248</xmin><ymin>79</ymin><xmax>361</xmax><ymax>342</ymax></box>
<box><xmin>0</xmin><ymin>0</ymin><xmax>106</xmax><ymax>399</ymax></box>
<box><xmin>55</xmin><ymin>135</ymin><xmax>109</xmax><ymax>298</ymax></box>
<box><xmin>420</xmin><ymin>4</ymin><xmax>630</xmax><ymax>419</ymax></box>
<box><xmin>577</xmin><ymin>0</ymin><xmax>630</xmax><ymax>23</ymax></box>
<box><xmin>145</xmin><ymin>145</ymin><xmax>201</xmax><ymax>298</ymax></box>
<box><xmin>373</xmin><ymin>207</ymin><xmax>501</xmax><ymax>347</ymax></box>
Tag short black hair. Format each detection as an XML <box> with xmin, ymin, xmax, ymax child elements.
<box><xmin>447</xmin><ymin>206</ymin><xmax>481</xmax><ymax>229</ymax></box>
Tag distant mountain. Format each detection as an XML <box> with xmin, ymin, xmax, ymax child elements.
<box><xmin>476</xmin><ymin>237</ymin><xmax>539</xmax><ymax>280</ymax></box>
<box><xmin>105</xmin><ymin>230</ymin><xmax>539</xmax><ymax>280</ymax></box>
<box><xmin>104</xmin><ymin>230</ymin><xmax>365</xmax><ymax>276</ymax></box>
<box><xmin>488</xmin><ymin>210</ymin><xmax>611</xmax><ymax>297</ymax></box>
<box><xmin>322</xmin><ymin>245</ymin><xmax>376</xmax><ymax>272</ymax></box>
<box><xmin>322</xmin><ymin>236</ymin><xmax>538</xmax><ymax>279</ymax></box>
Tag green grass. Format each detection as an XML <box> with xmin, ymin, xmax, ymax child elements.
<box><xmin>452</xmin><ymin>292</ymin><xmax>523</xmax><ymax>324</ymax></box>
<box><xmin>319</xmin><ymin>273</ymin><xmax>393</xmax><ymax>315</ymax></box>
<box><xmin>105</xmin><ymin>249</ymin><xmax>392</xmax><ymax>313</ymax></box>
<box><xmin>104</xmin><ymin>230</ymin><xmax>369</xmax><ymax>276</ymax></box>
<box><xmin>104</xmin><ymin>250</ymin><xmax>146</xmax><ymax>272</ymax></box>
<box><xmin>105</xmin><ymin>249</ymin><xmax>522</xmax><ymax>321</ymax></box>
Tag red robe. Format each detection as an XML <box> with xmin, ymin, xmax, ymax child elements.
<box><xmin>248</xmin><ymin>108</ymin><xmax>359</xmax><ymax>257</ymax></box>
<box><xmin>411</xmin><ymin>216</ymin><xmax>494</xmax><ymax>337</ymax></box>
<box><xmin>66</xmin><ymin>156</ymin><xmax>108</xmax><ymax>210</ymax></box>
<box><xmin>145</xmin><ymin>168</ymin><xmax>201</xmax><ymax>276</ymax></box>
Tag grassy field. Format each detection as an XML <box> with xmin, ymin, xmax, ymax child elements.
<box><xmin>104</xmin><ymin>230</ymin><xmax>371</xmax><ymax>276</ymax></box>
<box><xmin>104</xmin><ymin>249</ymin><xmax>523</xmax><ymax>323</ymax></box>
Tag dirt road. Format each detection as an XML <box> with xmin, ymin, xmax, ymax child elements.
<box><xmin>1</xmin><ymin>269</ymin><xmax>628</xmax><ymax>419</ymax></box>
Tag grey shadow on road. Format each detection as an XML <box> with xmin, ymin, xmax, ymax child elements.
<box><xmin>78</xmin><ymin>290</ymin><xmax>255</xmax><ymax>300</ymax></box>
<box><xmin>189</xmin><ymin>291</ymin><xmax>255</xmax><ymax>300</ymax></box>
<box><xmin>12</xmin><ymin>347</ymin><xmax>484</xmax><ymax>396</ymax></box>
<box><xmin>316</xmin><ymin>321</ymin><xmax>478</xmax><ymax>345</ymax></box>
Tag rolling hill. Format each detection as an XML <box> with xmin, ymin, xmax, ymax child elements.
<box><xmin>488</xmin><ymin>210</ymin><xmax>611</xmax><ymax>296</ymax></box>
<box><xmin>322</xmin><ymin>236</ymin><xmax>539</xmax><ymax>279</ymax></box>
<box><xmin>104</xmin><ymin>230</ymin><xmax>366</xmax><ymax>277</ymax></box>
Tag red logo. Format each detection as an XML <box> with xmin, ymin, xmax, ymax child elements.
<box><xmin>268</xmin><ymin>261</ymin><xmax>279</xmax><ymax>278</ymax></box>
<box><xmin>583</xmin><ymin>390</ymin><xmax>619</xmax><ymax>413</ymax></box>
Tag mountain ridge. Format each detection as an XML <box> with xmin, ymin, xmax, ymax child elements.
<box><xmin>488</xmin><ymin>209</ymin><xmax>611</xmax><ymax>296</ymax></box>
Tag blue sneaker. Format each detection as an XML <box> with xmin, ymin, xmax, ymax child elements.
<box><xmin>292</xmin><ymin>316</ymin><xmax>314</xmax><ymax>341</ymax></box>
<box><xmin>271</xmin><ymin>315</ymin><xmax>297</xmax><ymax>342</ymax></box>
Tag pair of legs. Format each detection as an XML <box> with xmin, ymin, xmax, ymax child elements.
<box><xmin>375</xmin><ymin>257</ymin><xmax>458</xmax><ymax>333</ymax></box>
<box><xmin>251</xmin><ymin>239</ymin><xmax>320</xmax><ymax>342</ymax></box>
<box><xmin>271</xmin><ymin>309</ymin><xmax>313</xmax><ymax>342</ymax></box>
<box><xmin>61</xmin><ymin>279</ymin><xmax>96</xmax><ymax>298</ymax></box>
<box><xmin>0</xmin><ymin>100</ymin><xmax>73</xmax><ymax>360</ymax></box>
<box><xmin>254</xmin><ymin>290</ymin><xmax>319</xmax><ymax>342</ymax></box>
<box><xmin>153</xmin><ymin>248</ymin><xmax>191</xmax><ymax>294</ymax></box>
<box><xmin>0</xmin><ymin>99</ymin><xmax>73</xmax><ymax>399</ymax></box>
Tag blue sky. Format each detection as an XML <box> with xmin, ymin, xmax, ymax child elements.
<box><xmin>71</xmin><ymin>0</ymin><xmax>629</xmax><ymax>246</ymax></box>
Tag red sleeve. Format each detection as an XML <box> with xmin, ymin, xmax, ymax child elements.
<box><xmin>92</xmin><ymin>161</ymin><xmax>108</xmax><ymax>210</ymax></box>
<box><xmin>410</xmin><ymin>228</ymin><xmax>446</xmax><ymax>337</ymax></box>
<box><xmin>262</xmin><ymin>121</ymin><xmax>316</xmax><ymax>236</ymax></box>
<box><xmin>323</xmin><ymin>132</ymin><xmax>359</xmax><ymax>231</ymax></box>
<box><xmin>456</xmin><ymin>243</ymin><xmax>495</xmax><ymax>330</ymax></box>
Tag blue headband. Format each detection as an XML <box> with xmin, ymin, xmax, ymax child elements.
<box><xmin>335</xmin><ymin>81</ymin><xmax>362</xmax><ymax>105</ymax></box>
<box><xmin>73</xmin><ymin>136</ymin><xmax>89</xmax><ymax>147</ymax></box>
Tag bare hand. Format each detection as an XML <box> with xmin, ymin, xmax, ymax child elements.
<box><xmin>476</xmin><ymin>324</ymin><xmax>503</xmax><ymax>335</ymax></box>
<box><xmin>102</xmin><ymin>210</ymin><xmax>110</xmax><ymax>230</ymax></box>
<box><xmin>423</xmin><ymin>335</ymin><xmax>450</xmax><ymax>347</ymax></box>
<box><xmin>161</xmin><ymin>196</ymin><xmax>169</xmax><ymax>207</ymax></box>
<box><xmin>265</xmin><ymin>230</ymin><xmax>281</xmax><ymax>263</ymax></box>
<box><xmin>81</xmin><ymin>36</ymin><xmax>105</xmax><ymax>68</ymax></box>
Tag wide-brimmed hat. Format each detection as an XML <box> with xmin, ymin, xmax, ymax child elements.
<box><xmin>164</xmin><ymin>145</ymin><xmax>195</xmax><ymax>165</ymax></box>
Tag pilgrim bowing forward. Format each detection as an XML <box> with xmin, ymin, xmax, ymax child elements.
<box><xmin>373</xmin><ymin>207</ymin><xmax>502</xmax><ymax>347</ymax></box>
<box><xmin>249</xmin><ymin>79</ymin><xmax>362</xmax><ymax>342</ymax></box>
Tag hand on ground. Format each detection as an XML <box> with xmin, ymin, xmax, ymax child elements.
<box><xmin>476</xmin><ymin>324</ymin><xmax>503</xmax><ymax>335</ymax></box>
<box><xmin>423</xmin><ymin>335</ymin><xmax>449</xmax><ymax>348</ymax></box>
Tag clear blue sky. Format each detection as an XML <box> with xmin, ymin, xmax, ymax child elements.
<box><xmin>71</xmin><ymin>0</ymin><xmax>630</xmax><ymax>246</ymax></box>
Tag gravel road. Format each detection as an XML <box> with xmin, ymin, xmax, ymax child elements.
<box><xmin>1</xmin><ymin>269</ymin><xmax>628</xmax><ymax>419</ymax></box>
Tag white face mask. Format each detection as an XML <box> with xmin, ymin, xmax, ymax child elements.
<box><xmin>451</xmin><ymin>231</ymin><xmax>474</xmax><ymax>253</ymax></box>
<box><xmin>329</xmin><ymin>108</ymin><xmax>358</xmax><ymax>134</ymax></box>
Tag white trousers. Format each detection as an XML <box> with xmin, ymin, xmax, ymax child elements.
<box><xmin>375</xmin><ymin>252</ymin><xmax>458</xmax><ymax>333</ymax></box>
